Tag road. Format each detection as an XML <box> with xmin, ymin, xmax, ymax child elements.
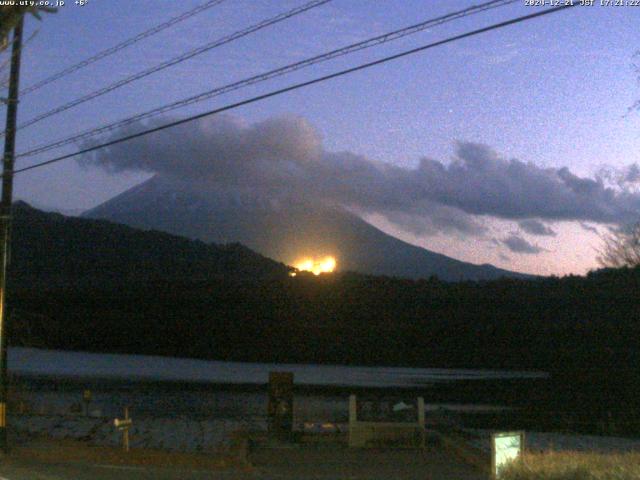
<box><xmin>0</xmin><ymin>445</ymin><xmax>486</xmax><ymax>479</ymax></box>
<box><xmin>0</xmin><ymin>461</ymin><xmax>253</xmax><ymax>479</ymax></box>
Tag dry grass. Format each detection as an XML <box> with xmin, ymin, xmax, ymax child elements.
<box><xmin>501</xmin><ymin>451</ymin><xmax>640</xmax><ymax>480</ymax></box>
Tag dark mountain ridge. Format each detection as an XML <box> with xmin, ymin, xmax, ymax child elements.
<box><xmin>9</xmin><ymin>201</ymin><xmax>289</xmax><ymax>288</ymax></box>
<box><xmin>84</xmin><ymin>175</ymin><xmax>532</xmax><ymax>282</ymax></box>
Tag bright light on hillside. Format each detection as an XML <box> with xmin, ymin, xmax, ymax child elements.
<box><xmin>294</xmin><ymin>256</ymin><xmax>336</xmax><ymax>275</ymax></box>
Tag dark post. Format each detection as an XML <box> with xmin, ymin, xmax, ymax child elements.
<box><xmin>267</xmin><ymin>371</ymin><xmax>294</xmax><ymax>440</ymax></box>
<box><xmin>83</xmin><ymin>389</ymin><xmax>92</xmax><ymax>416</ymax></box>
<box><xmin>0</xmin><ymin>15</ymin><xmax>24</xmax><ymax>453</ymax></box>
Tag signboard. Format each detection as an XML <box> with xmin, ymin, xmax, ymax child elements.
<box><xmin>349</xmin><ymin>395</ymin><xmax>426</xmax><ymax>448</ymax></box>
<box><xmin>83</xmin><ymin>390</ymin><xmax>92</xmax><ymax>402</ymax></box>
<box><xmin>268</xmin><ymin>371</ymin><xmax>294</xmax><ymax>439</ymax></box>
<box><xmin>356</xmin><ymin>397</ymin><xmax>419</xmax><ymax>423</ymax></box>
<box><xmin>492</xmin><ymin>431</ymin><xmax>524</xmax><ymax>478</ymax></box>
<box><xmin>114</xmin><ymin>418</ymin><xmax>132</xmax><ymax>430</ymax></box>
<box><xmin>113</xmin><ymin>407</ymin><xmax>133</xmax><ymax>452</ymax></box>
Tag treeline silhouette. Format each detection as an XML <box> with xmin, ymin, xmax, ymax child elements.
<box><xmin>11</xmin><ymin>269</ymin><xmax>638</xmax><ymax>370</ymax></box>
<box><xmin>8</xmin><ymin>201</ymin><xmax>290</xmax><ymax>288</ymax></box>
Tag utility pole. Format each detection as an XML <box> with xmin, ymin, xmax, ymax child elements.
<box><xmin>0</xmin><ymin>15</ymin><xmax>24</xmax><ymax>453</ymax></box>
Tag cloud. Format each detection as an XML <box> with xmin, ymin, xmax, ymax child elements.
<box><xmin>579</xmin><ymin>222</ymin><xmax>599</xmax><ymax>234</ymax></box>
<box><xmin>379</xmin><ymin>205</ymin><xmax>487</xmax><ymax>238</ymax></box>
<box><xmin>80</xmin><ymin>115</ymin><xmax>640</xmax><ymax>240</ymax></box>
<box><xmin>415</xmin><ymin>143</ymin><xmax>640</xmax><ymax>224</ymax></box>
<box><xmin>596</xmin><ymin>164</ymin><xmax>640</xmax><ymax>190</ymax></box>
<box><xmin>518</xmin><ymin>219</ymin><xmax>556</xmax><ymax>237</ymax></box>
<box><xmin>502</xmin><ymin>235</ymin><xmax>544</xmax><ymax>254</ymax></box>
<box><xmin>80</xmin><ymin>115</ymin><xmax>322</xmax><ymax>181</ymax></box>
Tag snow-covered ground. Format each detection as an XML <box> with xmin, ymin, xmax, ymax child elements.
<box><xmin>5</xmin><ymin>348</ymin><xmax>557</xmax><ymax>454</ymax></box>
<box><xmin>12</xmin><ymin>415</ymin><xmax>640</xmax><ymax>454</ymax></box>
<box><xmin>8</xmin><ymin>347</ymin><xmax>547</xmax><ymax>388</ymax></box>
<box><xmin>8</xmin><ymin>347</ymin><xmax>519</xmax><ymax>425</ymax></box>
<box><xmin>11</xmin><ymin>414</ymin><xmax>265</xmax><ymax>452</ymax></box>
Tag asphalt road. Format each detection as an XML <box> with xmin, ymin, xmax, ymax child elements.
<box><xmin>0</xmin><ymin>446</ymin><xmax>486</xmax><ymax>480</ymax></box>
<box><xmin>0</xmin><ymin>462</ymin><xmax>247</xmax><ymax>479</ymax></box>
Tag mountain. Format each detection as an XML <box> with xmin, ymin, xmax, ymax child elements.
<box><xmin>14</xmin><ymin>199</ymin><xmax>85</xmax><ymax>217</ymax></box>
<box><xmin>84</xmin><ymin>175</ymin><xmax>530</xmax><ymax>281</ymax></box>
<box><xmin>9</xmin><ymin>201</ymin><xmax>289</xmax><ymax>288</ymax></box>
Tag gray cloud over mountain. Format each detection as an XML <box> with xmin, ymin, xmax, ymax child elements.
<box><xmin>502</xmin><ymin>235</ymin><xmax>544</xmax><ymax>254</ymax></box>
<box><xmin>597</xmin><ymin>164</ymin><xmax>640</xmax><ymax>189</ymax></box>
<box><xmin>518</xmin><ymin>219</ymin><xmax>556</xmax><ymax>237</ymax></box>
<box><xmin>80</xmin><ymin>115</ymin><xmax>640</xmax><ymax>238</ymax></box>
<box><xmin>579</xmin><ymin>222</ymin><xmax>599</xmax><ymax>234</ymax></box>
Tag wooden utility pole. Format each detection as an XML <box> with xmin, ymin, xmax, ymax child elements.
<box><xmin>0</xmin><ymin>15</ymin><xmax>24</xmax><ymax>453</ymax></box>
<box><xmin>114</xmin><ymin>407</ymin><xmax>133</xmax><ymax>452</ymax></box>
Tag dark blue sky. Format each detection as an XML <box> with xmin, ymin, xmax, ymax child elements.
<box><xmin>3</xmin><ymin>0</ymin><xmax>639</xmax><ymax>275</ymax></box>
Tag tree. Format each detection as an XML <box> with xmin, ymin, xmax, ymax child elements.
<box><xmin>598</xmin><ymin>222</ymin><xmax>640</xmax><ymax>268</ymax></box>
<box><xmin>0</xmin><ymin>5</ymin><xmax>56</xmax><ymax>52</ymax></box>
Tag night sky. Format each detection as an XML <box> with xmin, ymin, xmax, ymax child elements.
<box><xmin>3</xmin><ymin>0</ymin><xmax>639</xmax><ymax>276</ymax></box>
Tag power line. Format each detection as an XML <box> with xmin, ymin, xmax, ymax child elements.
<box><xmin>0</xmin><ymin>28</ymin><xmax>39</xmax><ymax>94</ymax></box>
<box><xmin>18</xmin><ymin>0</ymin><xmax>518</xmax><ymax>160</ymax></box>
<box><xmin>19</xmin><ymin>0</ymin><xmax>227</xmax><ymax>96</ymax></box>
<box><xmin>8</xmin><ymin>4</ymin><xmax>577</xmax><ymax>178</ymax></box>
<box><xmin>3</xmin><ymin>0</ymin><xmax>332</xmax><ymax>137</ymax></box>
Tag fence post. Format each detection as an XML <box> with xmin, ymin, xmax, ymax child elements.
<box><xmin>267</xmin><ymin>372</ymin><xmax>294</xmax><ymax>441</ymax></box>
<box><xmin>348</xmin><ymin>394</ymin><xmax>357</xmax><ymax>447</ymax></box>
<box><xmin>418</xmin><ymin>397</ymin><xmax>425</xmax><ymax>448</ymax></box>
<box><xmin>123</xmin><ymin>407</ymin><xmax>130</xmax><ymax>452</ymax></box>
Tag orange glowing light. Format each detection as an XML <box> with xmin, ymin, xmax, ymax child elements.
<box><xmin>294</xmin><ymin>256</ymin><xmax>336</xmax><ymax>275</ymax></box>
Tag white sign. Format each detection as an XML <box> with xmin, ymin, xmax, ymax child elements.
<box><xmin>114</xmin><ymin>418</ymin><xmax>132</xmax><ymax>430</ymax></box>
<box><xmin>492</xmin><ymin>431</ymin><xmax>524</xmax><ymax>478</ymax></box>
<box><xmin>113</xmin><ymin>407</ymin><xmax>133</xmax><ymax>452</ymax></box>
